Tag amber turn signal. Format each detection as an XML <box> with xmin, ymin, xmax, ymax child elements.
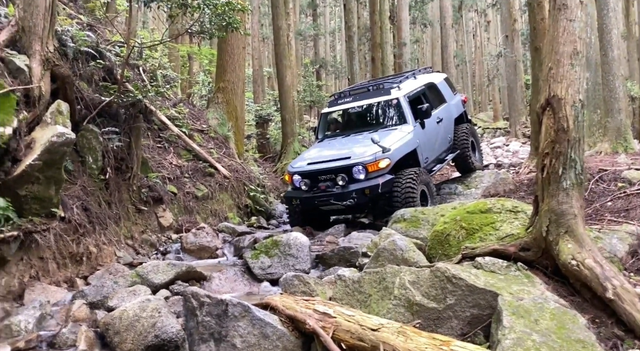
<box><xmin>284</xmin><ymin>173</ymin><xmax>292</xmax><ymax>184</ymax></box>
<box><xmin>365</xmin><ymin>158</ymin><xmax>391</xmax><ymax>173</ymax></box>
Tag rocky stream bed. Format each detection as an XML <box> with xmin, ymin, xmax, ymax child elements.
<box><xmin>2</xmin><ymin>134</ymin><xmax>640</xmax><ymax>351</ymax></box>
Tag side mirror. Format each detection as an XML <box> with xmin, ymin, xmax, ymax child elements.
<box><xmin>371</xmin><ymin>135</ymin><xmax>381</xmax><ymax>145</ymax></box>
<box><xmin>419</xmin><ymin>103</ymin><xmax>433</xmax><ymax>119</ymax></box>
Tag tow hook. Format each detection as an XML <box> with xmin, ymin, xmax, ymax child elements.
<box><xmin>330</xmin><ymin>194</ymin><xmax>357</xmax><ymax>207</ymax></box>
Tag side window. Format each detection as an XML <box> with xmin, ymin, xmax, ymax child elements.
<box><xmin>444</xmin><ymin>77</ymin><xmax>458</xmax><ymax>95</ymax></box>
<box><xmin>407</xmin><ymin>89</ymin><xmax>427</xmax><ymax>120</ymax></box>
<box><xmin>425</xmin><ymin>84</ymin><xmax>447</xmax><ymax>110</ymax></box>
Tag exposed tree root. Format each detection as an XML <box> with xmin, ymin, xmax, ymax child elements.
<box><xmin>255</xmin><ymin>294</ymin><xmax>488</xmax><ymax>351</ymax></box>
<box><xmin>0</xmin><ymin>18</ymin><xmax>17</xmax><ymax>49</ymax></box>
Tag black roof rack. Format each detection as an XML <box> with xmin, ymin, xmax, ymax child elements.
<box><xmin>327</xmin><ymin>66</ymin><xmax>438</xmax><ymax>108</ymax></box>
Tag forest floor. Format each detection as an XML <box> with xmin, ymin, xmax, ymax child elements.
<box><xmin>435</xmin><ymin>152</ymin><xmax>640</xmax><ymax>350</ymax></box>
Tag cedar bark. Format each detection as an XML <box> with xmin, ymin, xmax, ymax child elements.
<box><xmin>211</xmin><ymin>12</ymin><xmax>248</xmax><ymax>158</ymax></box>
<box><xmin>395</xmin><ymin>0</ymin><xmax>410</xmax><ymax>72</ymax></box>
<box><xmin>487</xmin><ymin>9</ymin><xmax>502</xmax><ymax>122</ymax></box>
<box><xmin>440</xmin><ymin>0</ymin><xmax>456</xmax><ymax>82</ymax></box>
<box><xmin>343</xmin><ymin>0</ymin><xmax>359</xmax><ymax>84</ymax></box>
<box><xmin>271</xmin><ymin>0</ymin><xmax>298</xmax><ymax>165</ymax></box>
<box><xmin>251</xmin><ymin>0</ymin><xmax>266</xmax><ymax>104</ymax></box>
<box><xmin>526</xmin><ymin>0</ymin><xmax>547</xmax><ymax>160</ymax></box>
<box><xmin>379</xmin><ymin>0</ymin><xmax>394</xmax><ymax>76</ymax></box>
<box><xmin>463</xmin><ymin>0</ymin><xmax>640</xmax><ymax>337</ymax></box>
<box><xmin>369</xmin><ymin>0</ymin><xmax>382</xmax><ymax>78</ymax></box>
<box><xmin>499</xmin><ymin>0</ymin><xmax>523</xmax><ymax>138</ymax></box>
<box><xmin>430</xmin><ymin>0</ymin><xmax>442</xmax><ymax>70</ymax></box>
<box><xmin>257</xmin><ymin>294</ymin><xmax>488</xmax><ymax>351</ymax></box>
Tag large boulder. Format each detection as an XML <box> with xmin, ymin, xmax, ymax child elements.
<box><xmin>388</xmin><ymin>198</ymin><xmax>640</xmax><ymax>267</ymax></box>
<box><xmin>133</xmin><ymin>260</ymin><xmax>208</xmax><ymax>292</ymax></box>
<box><xmin>182</xmin><ymin>287</ymin><xmax>302</xmax><ymax>351</ymax></box>
<box><xmin>491</xmin><ymin>295</ymin><xmax>603</xmax><ymax>351</ymax></box>
<box><xmin>436</xmin><ymin>170</ymin><xmax>517</xmax><ymax>203</ymax></box>
<box><xmin>388</xmin><ymin>198</ymin><xmax>531</xmax><ymax>261</ymax></box>
<box><xmin>324</xmin><ymin>258</ymin><xmax>602</xmax><ymax>350</ymax></box>
<box><xmin>73</xmin><ymin>264</ymin><xmax>141</xmax><ymax>310</ymax></box>
<box><xmin>75</xmin><ymin>124</ymin><xmax>103</xmax><ymax>178</ymax></box>
<box><xmin>180</xmin><ymin>224</ymin><xmax>223</xmax><ymax>259</ymax></box>
<box><xmin>0</xmin><ymin>100</ymin><xmax>75</xmax><ymax>217</ymax></box>
<box><xmin>99</xmin><ymin>296</ymin><xmax>187</xmax><ymax>351</ymax></box>
<box><xmin>243</xmin><ymin>232</ymin><xmax>312</xmax><ymax>280</ymax></box>
<box><xmin>364</xmin><ymin>234</ymin><xmax>429</xmax><ymax>270</ymax></box>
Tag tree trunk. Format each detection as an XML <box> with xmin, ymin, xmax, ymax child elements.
<box><xmin>526</xmin><ymin>0</ymin><xmax>547</xmax><ymax>160</ymax></box>
<box><xmin>357</xmin><ymin>0</ymin><xmax>369</xmax><ymax>80</ymax></box>
<box><xmin>379</xmin><ymin>0</ymin><xmax>394</xmax><ymax>76</ymax></box>
<box><xmin>168</xmin><ymin>14</ymin><xmax>182</xmax><ymax>96</ymax></box>
<box><xmin>463</xmin><ymin>0</ymin><xmax>640</xmax><ymax>338</ymax></box>
<box><xmin>212</xmin><ymin>13</ymin><xmax>248</xmax><ymax>158</ymax></box>
<box><xmin>440</xmin><ymin>0</ymin><xmax>456</xmax><ymax>82</ymax></box>
<box><xmin>595</xmin><ymin>0</ymin><xmax>636</xmax><ymax>152</ymax></box>
<box><xmin>499</xmin><ymin>0</ymin><xmax>523</xmax><ymax>138</ymax></box>
<box><xmin>312</xmin><ymin>0</ymin><xmax>323</xmax><ymax>86</ymax></box>
<box><xmin>431</xmin><ymin>0</ymin><xmax>442</xmax><ymax>71</ymax></box>
<box><xmin>271</xmin><ymin>0</ymin><xmax>298</xmax><ymax>166</ymax></box>
<box><xmin>256</xmin><ymin>294</ymin><xmax>488</xmax><ymax>351</ymax></box>
<box><xmin>395</xmin><ymin>0</ymin><xmax>410</xmax><ymax>72</ymax></box>
<box><xmin>369</xmin><ymin>0</ymin><xmax>382</xmax><ymax>78</ymax></box>
<box><xmin>16</xmin><ymin>0</ymin><xmax>57</xmax><ymax>111</ymax></box>
<box><xmin>251</xmin><ymin>0</ymin><xmax>266</xmax><ymax>105</ymax></box>
<box><xmin>343</xmin><ymin>0</ymin><xmax>359</xmax><ymax>84</ymax></box>
<box><xmin>324</xmin><ymin>0</ymin><xmax>333</xmax><ymax>92</ymax></box>
<box><xmin>625</xmin><ymin>0</ymin><xmax>640</xmax><ymax>138</ymax></box>
<box><xmin>487</xmin><ymin>10</ymin><xmax>502</xmax><ymax>122</ymax></box>
<box><xmin>474</xmin><ymin>5</ymin><xmax>488</xmax><ymax>113</ymax></box>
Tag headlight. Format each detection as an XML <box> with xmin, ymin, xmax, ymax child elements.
<box><xmin>336</xmin><ymin>174</ymin><xmax>348</xmax><ymax>186</ymax></box>
<box><xmin>352</xmin><ymin>165</ymin><xmax>367</xmax><ymax>180</ymax></box>
<box><xmin>300</xmin><ymin>179</ymin><xmax>310</xmax><ymax>191</ymax></box>
<box><xmin>292</xmin><ymin>174</ymin><xmax>302</xmax><ymax>187</ymax></box>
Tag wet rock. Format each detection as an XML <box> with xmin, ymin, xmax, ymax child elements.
<box><xmin>181</xmin><ymin>224</ymin><xmax>223</xmax><ymax>259</ymax></box>
<box><xmin>2</xmin><ymin>50</ymin><xmax>30</xmax><ymax>81</ymax></box>
<box><xmin>52</xmin><ymin>322</ymin><xmax>81</xmax><ymax>349</ymax></box>
<box><xmin>224</xmin><ymin>231</ymin><xmax>279</xmax><ymax>258</ymax></box>
<box><xmin>134</xmin><ymin>260</ymin><xmax>207</xmax><ymax>292</ymax></box>
<box><xmin>0</xmin><ymin>300</ymin><xmax>49</xmax><ymax>340</ymax></box>
<box><xmin>73</xmin><ymin>265</ymin><xmax>140</xmax><ymax>310</ymax></box>
<box><xmin>216</xmin><ymin>222</ymin><xmax>254</xmax><ymax>237</ymax></box>
<box><xmin>338</xmin><ymin>231</ymin><xmax>376</xmax><ymax>251</ymax></box>
<box><xmin>324</xmin><ymin>224</ymin><xmax>347</xmax><ymax>238</ymax></box>
<box><xmin>169</xmin><ymin>281</ymin><xmax>190</xmax><ymax>296</ymax></box>
<box><xmin>75</xmin><ymin>124</ymin><xmax>103</xmax><ymax>178</ymax></box>
<box><xmin>436</xmin><ymin>170</ymin><xmax>517</xmax><ymax>202</ymax></box>
<box><xmin>68</xmin><ymin>300</ymin><xmax>96</xmax><ymax>326</ymax></box>
<box><xmin>244</xmin><ymin>232</ymin><xmax>312</xmax><ymax>280</ymax></box>
<box><xmin>279</xmin><ymin>273</ymin><xmax>328</xmax><ymax>298</ymax></box>
<box><xmin>76</xmin><ymin>325</ymin><xmax>101</xmax><ymax>351</ymax></box>
<box><xmin>167</xmin><ymin>296</ymin><xmax>184</xmax><ymax>318</ymax></box>
<box><xmin>317</xmin><ymin>246</ymin><xmax>361</xmax><ymax>269</ymax></box>
<box><xmin>100</xmin><ymin>296</ymin><xmax>187</xmax><ymax>351</ymax></box>
<box><xmin>364</xmin><ymin>234</ymin><xmax>429</xmax><ymax>270</ymax></box>
<box><xmin>491</xmin><ymin>295</ymin><xmax>604</xmax><ymax>351</ymax></box>
<box><xmin>201</xmin><ymin>264</ymin><xmax>261</xmax><ymax>296</ymax></box>
<box><xmin>105</xmin><ymin>285</ymin><xmax>152</xmax><ymax>312</ymax></box>
<box><xmin>182</xmin><ymin>287</ymin><xmax>302</xmax><ymax>351</ymax></box>
<box><xmin>23</xmin><ymin>282</ymin><xmax>69</xmax><ymax>306</ymax></box>
<box><xmin>156</xmin><ymin>289</ymin><xmax>172</xmax><ymax>300</ymax></box>
<box><xmin>0</xmin><ymin>100</ymin><xmax>76</xmax><ymax>217</ymax></box>
<box><xmin>366</xmin><ymin>227</ymin><xmax>425</xmax><ymax>255</ymax></box>
<box><xmin>246</xmin><ymin>216</ymin><xmax>269</xmax><ymax>229</ymax></box>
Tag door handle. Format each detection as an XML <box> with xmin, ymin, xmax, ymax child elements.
<box><xmin>436</xmin><ymin>116</ymin><xmax>443</xmax><ymax>124</ymax></box>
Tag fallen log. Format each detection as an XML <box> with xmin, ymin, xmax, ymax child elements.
<box><xmin>255</xmin><ymin>294</ymin><xmax>487</xmax><ymax>351</ymax></box>
<box><xmin>123</xmin><ymin>83</ymin><xmax>231</xmax><ymax>178</ymax></box>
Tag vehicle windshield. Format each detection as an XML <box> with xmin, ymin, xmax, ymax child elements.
<box><xmin>316</xmin><ymin>98</ymin><xmax>407</xmax><ymax>140</ymax></box>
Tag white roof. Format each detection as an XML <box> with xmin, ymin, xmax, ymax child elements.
<box><xmin>321</xmin><ymin>72</ymin><xmax>447</xmax><ymax>113</ymax></box>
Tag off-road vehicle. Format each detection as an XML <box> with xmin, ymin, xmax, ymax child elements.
<box><xmin>283</xmin><ymin>66</ymin><xmax>483</xmax><ymax>229</ymax></box>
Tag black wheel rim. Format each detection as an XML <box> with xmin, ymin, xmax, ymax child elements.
<box><xmin>419</xmin><ymin>188</ymin><xmax>430</xmax><ymax>207</ymax></box>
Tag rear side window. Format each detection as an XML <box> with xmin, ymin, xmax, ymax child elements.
<box><xmin>425</xmin><ymin>84</ymin><xmax>447</xmax><ymax>109</ymax></box>
<box><xmin>444</xmin><ymin>77</ymin><xmax>458</xmax><ymax>94</ymax></box>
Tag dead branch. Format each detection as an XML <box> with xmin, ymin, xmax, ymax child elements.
<box><xmin>0</xmin><ymin>84</ymin><xmax>40</xmax><ymax>95</ymax></box>
<box><xmin>0</xmin><ymin>18</ymin><xmax>17</xmax><ymax>49</ymax></box>
<box><xmin>255</xmin><ymin>294</ymin><xmax>488</xmax><ymax>351</ymax></box>
<box><xmin>123</xmin><ymin>83</ymin><xmax>231</xmax><ymax>178</ymax></box>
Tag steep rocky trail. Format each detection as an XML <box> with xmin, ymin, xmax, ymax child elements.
<box><xmin>2</xmin><ymin>128</ymin><xmax>640</xmax><ymax>350</ymax></box>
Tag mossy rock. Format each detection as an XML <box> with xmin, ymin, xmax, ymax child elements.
<box><xmin>388</xmin><ymin>198</ymin><xmax>531</xmax><ymax>262</ymax></box>
<box><xmin>75</xmin><ymin>124</ymin><xmax>103</xmax><ymax>178</ymax></box>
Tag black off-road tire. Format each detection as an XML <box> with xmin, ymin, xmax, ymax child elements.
<box><xmin>286</xmin><ymin>205</ymin><xmax>332</xmax><ymax>231</ymax></box>
<box><xmin>452</xmin><ymin>123</ymin><xmax>484</xmax><ymax>175</ymax></box>
<box><xmin>387</xmin><ymin>168</ymin><xmax>437</xmax><ymax>214</ymax></box>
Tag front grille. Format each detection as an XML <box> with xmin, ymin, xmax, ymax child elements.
<box><xmin>295</xmin><ymin>164</ymin><xmax>360</xmax><ymax>187</ymax></box>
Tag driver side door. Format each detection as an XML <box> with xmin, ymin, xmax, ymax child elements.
<box><xmin>406</xmin><ymin>88</ymin><xmax>440</xmax><ymax>168</ymax></box>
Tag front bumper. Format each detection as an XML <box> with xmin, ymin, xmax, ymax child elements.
<box><xmin>282</xmin><ymin>174</ymin><xmax>395</xmax><ymax>214</ymax></box>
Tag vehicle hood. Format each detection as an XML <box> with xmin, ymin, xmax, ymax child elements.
<box><xmin>289</xmin><ymin>126</ymin><xmax>412</xmax><ymax>170</ymax></box>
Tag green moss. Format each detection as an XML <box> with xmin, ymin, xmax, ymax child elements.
<box><xmin>425</xmin><ymin>199</ymin><xmax>531</xmax><ymax>262</ymax></box>
<box><xmin>250</xmin><ymin>236</ymin><xmax>281</xmax><ymax>260</ymax></box>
